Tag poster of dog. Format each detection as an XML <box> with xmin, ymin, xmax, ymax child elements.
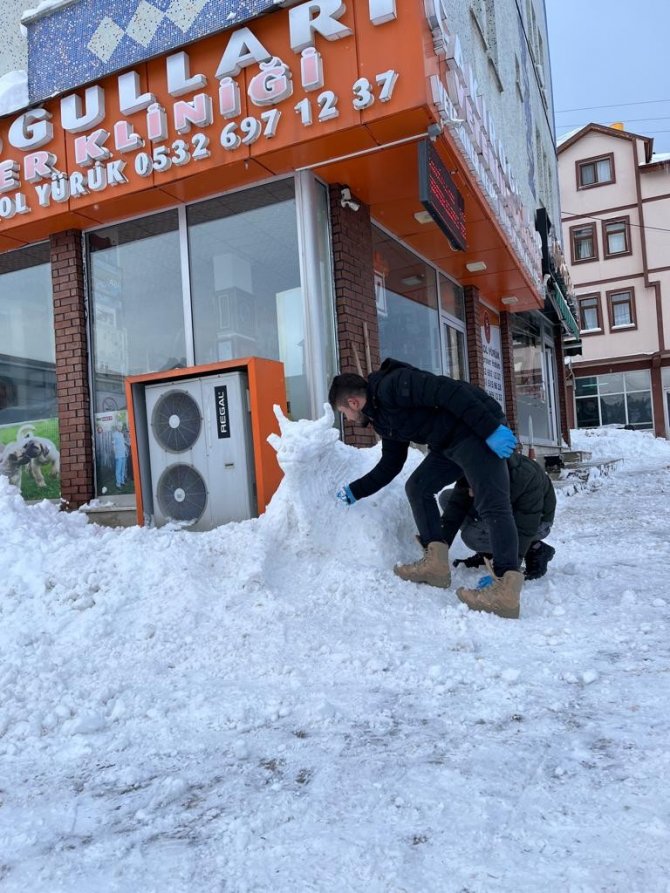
<box><xmin>0</xmin><ymin>419</ymin><xmax>61</xmax><ymax>499</ymax></box>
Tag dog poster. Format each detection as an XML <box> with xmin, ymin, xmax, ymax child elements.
<box><xmin>0</xmin><ymin>418</ymin><xmax>61</xmax><ymax>500</ymax></box>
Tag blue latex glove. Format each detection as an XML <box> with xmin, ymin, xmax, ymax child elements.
<box><xmin>485</xmin><ymin>424</ymin><xmax>517</xmax><ymax>458</ymax></box>
<box><xmin>336</xmin><ymin>484</ymin><xmax>356</xmax><ymax>505</ymax></box>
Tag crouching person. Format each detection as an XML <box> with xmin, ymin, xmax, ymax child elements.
<box><xmin>329</xmin><ymin>358</ymin><xmax>525</xmax><ymax>619</ymax></box>
<box><xmin>439</xmin><ymin>451</ymin><xmax>557</xmax><ymax>581</ymax></box>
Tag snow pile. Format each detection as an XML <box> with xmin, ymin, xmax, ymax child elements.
<box><xmin>571</xmin><ymin>424</ymin><xmax>670</xmax><ymax>469</ymax></box>
<box><xmin>0</xmin><ymin>70</ymin><xmax>28</xmax><ymax>116</ymax></box>
<box><xmin>0</xmin><ymin>416</ymin><xmax>669</xmax><ymax>890</ymax></box>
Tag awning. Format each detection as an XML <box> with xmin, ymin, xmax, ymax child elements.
<box><xmin>547</xmin><ymin>275</ymin><xmax>581</xmax><ymax>341</ymax></box>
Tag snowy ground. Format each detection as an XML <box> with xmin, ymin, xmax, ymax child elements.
<box><xmin>0</xmin><ymin>414</ymin><xmax>669</xmax><ymax>892</ymax></box>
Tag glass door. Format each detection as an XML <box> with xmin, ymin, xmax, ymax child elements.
<box><xmin>542</xmin><ymin>341</ymin><xmax>558</xmax><ymax>443</ymax></box>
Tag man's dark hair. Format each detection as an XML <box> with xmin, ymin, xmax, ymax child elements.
<box><xmin>328</xmin><ymin>373</ymin><xmax>367</xmax><ymax>410</ymax></box>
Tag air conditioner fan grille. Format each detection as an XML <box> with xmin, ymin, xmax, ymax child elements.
<box><xmin>151</xmin><ymin>390</ymin><xmax>201</xmax><ymax>452</ymax></box>
<box><xmin>156</xmin><ymin>463</ymin><xmax>207</xmax><ymax>523</ymax></box>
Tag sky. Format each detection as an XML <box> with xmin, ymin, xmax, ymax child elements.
<box><xmin>546</xmin><ymin>0</ymin><xmax>670</xmax><ymax>153</ymax></box>
<box><xmin>1</xmin><ymin>414</ymin><xmax>669</xmax><ymax>890</ymax></box>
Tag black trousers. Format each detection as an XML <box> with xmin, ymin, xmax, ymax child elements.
<box><xmin>405</xmin><ymin>435</ymin><xmax>519</xmax><ymax>576</ymax></box>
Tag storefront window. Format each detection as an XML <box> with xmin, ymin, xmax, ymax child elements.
<box><xmin>438</xmin><ymin>275</ymin><xmax>466</xmax><ymax>322</ymax></box>
<box><xmin>574</xmin><ymin>370</ymin><xmax>653</xmax><ymax>429</ymax></box>
<box><xmin>187</xmin><ymin>180</ymin><xmax>309</xmax><ymax>418</ymax></box>
<box><xmin>0</xmin><ymin>244</ymin><xmax>60</xmax><ymax>500</ymax></box>
<box><xmin>512</xmin><ymin>322</ymin><xmax>553</xmax><ymax>441</ymax></box>
<box><xmin>373</xmin><ymin>226</ymin><xmax>440</xmax><ymax>375</ymax></box>
<box><xmin>438</xmin><ymin>273</ymin><xmax>467</xmax><ymax>381</ymax></box>
<box><xmin>88</xmin><ymin>210</ymin><xmax>185</xmax><ymax>496</ymax></box>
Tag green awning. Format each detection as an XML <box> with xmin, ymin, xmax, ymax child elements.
<box><xmin>549</xmin><ymin>276</ymin><xmax>581</xmax><ymax>341</ymax></box>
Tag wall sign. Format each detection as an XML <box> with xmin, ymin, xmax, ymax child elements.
<box><xmin>418</xmin><ymin>140</ymin><xmax>466</xmax><ymax>252</ymax></box>
<box><xmin>0</xmin><ymin>8</ymin><xmax>400</xmax><ymax>225</ymax></box>
<box><xmin>24</xmin><ymin>0</ymin><xmax>399</xmax><ymax>106</ymax></box>
<box><xmin>214</xmin><ymin>384</ymin><xmax>231</xmax><ymax>438</ymax></box>
<box><xmin>481</xmin><ymin>310</ymin><xmax>505</xmax><ymax>409</ymax></box>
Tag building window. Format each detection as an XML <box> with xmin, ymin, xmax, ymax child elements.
<box><xmin>0</xmin><ymin>243</ymin><xmax>60</xmax><ymax>500</ymax></box>
<box><xmin>577</xmin><ymin>294</ymin><xmax>603</xmax><ymax>333</ymax></box>
<box><xmin>373</xmin><ymin>226</ymin><xmax>441</xmax><ymax>376</ymax></box>
<box><xmin>575</xmin><ymin>371</ymin><xmax>652</xmax><ymax>429</ymax></box>
<box><xmin>603</xmin><ymin>217</ymin><xmax>631</xmax><ymax>257</ymax></box>
<box><xmin>471</xmin><ymin>0</ymin><xmax>488</xmax><ymax>45</ymax></box>
<box><xmin>88</xmin><ymin>210</ymin><xmax>185</xmax><ymax>497</ymax></box>
<box><xmin>86</xmin><ymin>178</ymin><xmax>333</xmax><ymax>499</ymax></box>
<box><xmin>187</xmin><ymin>179</ymin><xmax>312</xmax><ymax>420</ymax></box>
<box><xmin>577</xmin><ymin>154</ymin><xmax>614</xmax><ymax>188</ymax></box>
<box><xmin>512</xmin><ymin>318</ymin><xmax>556</xmax><ymax>442</ymax></box>
<box><xmin>570</xmin><ymin>223</ymin><xmax>598</xmax><ymax>263</ymax></box>
<box><xmin>607</xmin><ymin>288</ymin><xmax>636</xmax><ymax>329</ymax></box>
<box><xmin>438</xmin><ymin>274</ymin><xmax>468</xmax><ymax>381</ymax></box>
<box><xmin>515</xmin><ymin>54</ymin><xmax>524</xmax><ymax>101</ymax></box>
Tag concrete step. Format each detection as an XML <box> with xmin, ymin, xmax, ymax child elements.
<box><xmin>81</xmin><ymin>503</ymin><xmax>138</xmax><ymax>527</ymax></box>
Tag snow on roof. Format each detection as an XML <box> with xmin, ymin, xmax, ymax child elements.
<box><xmin>556</xmin><ymin>126</ymin><xmax>584</xmax><ymax>147</ymax></box>
<box><xmin>0</xmin><ymin>69</ymin><xmax>28</xmax><ymax>117</ymax></box>
<box><xmin>646</xmin><ymin>152</ymin><xmax>670</xmax><ymax>165</ymax></box>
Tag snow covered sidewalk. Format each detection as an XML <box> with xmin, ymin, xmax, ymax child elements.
<box><xmin>0</xmin><ymin>419</ymin><xmax>668</xmax><ymax>891</ymax></box>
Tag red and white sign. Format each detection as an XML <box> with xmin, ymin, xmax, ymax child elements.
<box><xmin>481</xmin><ymin>309</ymin><xmax>505</xmax><ymax>409</ymax></box>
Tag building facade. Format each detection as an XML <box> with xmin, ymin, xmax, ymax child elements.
<box><xmin>0</xmin><ymin>0</ymin><xmax>579</xmax><ymax>515</ymax></box>
<box><xmin>558</xmin><ymin>123</ymin><xmax>670</xmax><ymax>437</ymax></box>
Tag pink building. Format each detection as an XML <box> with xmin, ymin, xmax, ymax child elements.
<box><xmin>558</xmin><ymin>124</ymin><xmax>670</xmax><ymax>437</ymax></box>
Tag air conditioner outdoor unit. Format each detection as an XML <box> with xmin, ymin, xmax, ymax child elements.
<box><xmin>143</xmin><ymin>371</ymin><xmax>255</xmax><ymax>530</ymax></box>
<box><xmin>126</xmin><ymin>358</ymin><xmax>287</xmax><ymax>532</ymax></box>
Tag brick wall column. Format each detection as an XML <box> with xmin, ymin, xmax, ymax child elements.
<box><xmin>50</xmin><ymin>230</ymin><xmax>94</xmax><ymax>508</ymax></box>
<box><xmin>499</xmin><ymin>311</ymin><xmax>519</xmax><ymax>434</ymax></box>
<box><xmin>329</xmin><ymin>184</ymin><xmax>379</xmax><ymax>447</ymax></box>
<box><xmin>464</xmin><ymin>285</ymin><xmax>485</xmax><ymax>389</ymax></box>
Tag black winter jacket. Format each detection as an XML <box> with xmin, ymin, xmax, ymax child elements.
<box><xmin>440</xmin><ymin>451</ymin><xmax>557</xmax><ymax>558</ymax></box>
<box><xmin>348</xmin><ymin>358</ymin><xmax>505</xmax><ymax>501</ymax></box>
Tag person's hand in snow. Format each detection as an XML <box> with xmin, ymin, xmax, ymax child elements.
<box><xmin>335</xmin><ymin>484</ymin><xmax>356</xmax><ymax>505</ymax></box>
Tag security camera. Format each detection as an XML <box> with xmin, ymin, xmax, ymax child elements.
<box><xmin>340</xmin><ymin>187</ymin><xmax>360</xmax><ymax>212</ymax></box>
<box><xmin>427</xmin><ymin>122</ymin><xmax>442</xmax><ymax>141</ymax></box>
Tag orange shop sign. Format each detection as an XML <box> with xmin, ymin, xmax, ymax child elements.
<box><xmin>0</xmin><ymin>0</ymin><xmax>415</xmax><ymax>226</ymax></box>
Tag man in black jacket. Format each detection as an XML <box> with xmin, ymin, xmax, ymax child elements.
<box><xmin>438</xmin><ymin>451</ymin><xmax>556</xmax><ymax>580</ymax></box>
<box><xmin>329</xmin><ymin>358</ymin><xmax>524</xmax><ymax>619</ymax></box>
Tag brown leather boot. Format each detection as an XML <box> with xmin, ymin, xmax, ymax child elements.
<box><xmin>394</xmin><ymin>541</ymin><xmax>451</xmax><ymax>588</ymax></box>
<box><xmin>456</xmin><ymin>560</ymin><xmax>522</xmax><ymax>619</ymax></box>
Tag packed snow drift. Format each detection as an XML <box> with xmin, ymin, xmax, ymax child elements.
<box><xmin>0</xmin><ymin>412</ymin><xmax>669</xmax><ymax>891</ymax></box>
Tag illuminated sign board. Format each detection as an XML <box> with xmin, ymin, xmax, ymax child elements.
<box><xmin>418</xmin><ymin>140</ymin><xmax>466</xmax><ymax>252</ymax></box>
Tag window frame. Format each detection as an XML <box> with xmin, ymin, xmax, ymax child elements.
<box><xmin>574</xmin><ymin>369</ymin><xmax>653</xmax><ymax>430</ymax></box>
<box><xmin>602</xmin><ymin>215</ymin><xmax>631</xmax><ymax>259</ymax></box>
<box><xmin>576</xmin><ymin>292</ymin><xmax>603</xmax><ymax>335</ymax></box>
<box><xmin>576</xmin><ymin>152</ymin><xmax>615</xmax><ymax>189</ymax></box>
<box><xmin>570</xmin><ymin>221</ymin><xmax>599</xmax><ymax>264</ymax></box>
<box><xmin>606</xmin><ymin>287</ymin><xmax>637</xmax><ymax>331</ymax></box>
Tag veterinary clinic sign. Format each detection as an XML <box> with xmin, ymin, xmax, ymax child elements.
<box><xmin>24</xmin><ymin>0</ymin><xmax>399</xmax><ymax>104</ymax></box>
<box><xmin>0</xmin><ymin>0</ymin><xmax>400</xmax><ymax>224</ymax></box>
